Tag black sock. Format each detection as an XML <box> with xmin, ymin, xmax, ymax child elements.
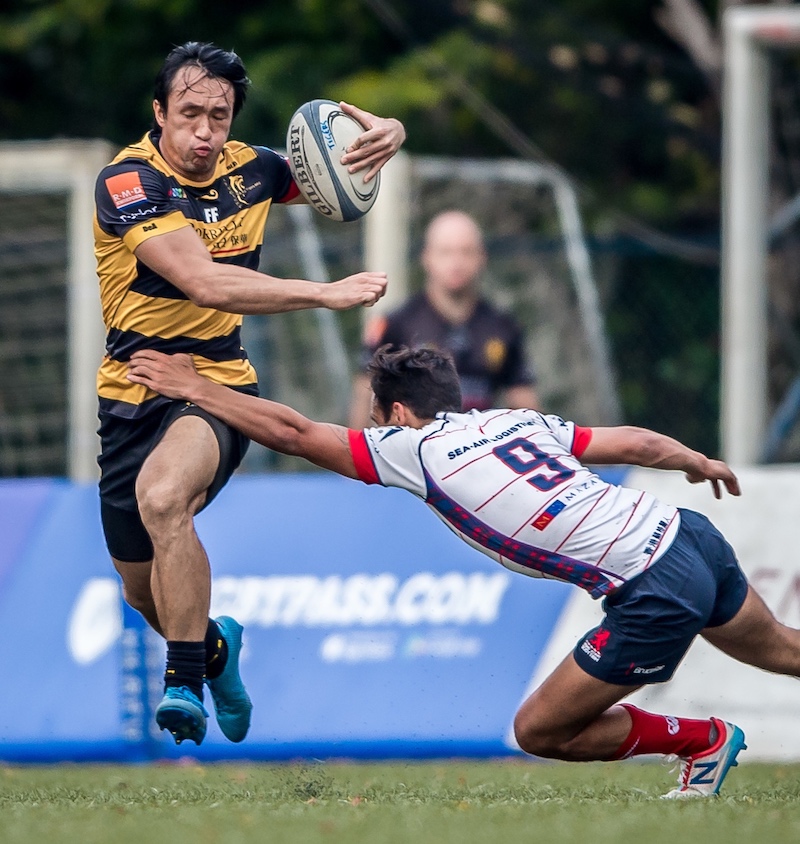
<box><xmin>164</xmin><ymin>641</ymin><xmax>206</xmax><ymax>699</ymax></box>
<box><xmin>204</xmin><ymin>618</ymin><xmax>229</xmax><ymax>680</ymax></box>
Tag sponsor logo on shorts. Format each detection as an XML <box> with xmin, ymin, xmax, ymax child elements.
<box><xmin>665</xmin><ymin>715</ymin><xmax>680</xmax><ymax>734</ymax></box>
<box><xmin>581</xmin><ymin>627</ymin><xmax>610</xmax><ymax>662</ymax></box>
<box><xmin>106</xmin><ymin>171</ymin><xmax>148</xmax><ymax>210</ymax></box>
<box><xmin>631</xmin><ymin>663</ymin><xmax>666</xmax><ymax>675</ymax></box>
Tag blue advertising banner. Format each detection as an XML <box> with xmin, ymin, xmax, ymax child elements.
<box><xmin>0</xmin><ymin>471</ymin><xmax>615</xmax><ymax>762</ymax></box>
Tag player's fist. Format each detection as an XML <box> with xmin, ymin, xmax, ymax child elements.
<box><xmin>322</xmin><ymin>272</ymin><xmax>388</xmax><ymax>310</ymax></box>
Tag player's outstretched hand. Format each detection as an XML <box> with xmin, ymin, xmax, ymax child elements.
<box><xmin>684</xmin><ymin>458</ymin><xmax>741</xmax><ymax>500</ymax></box>
<box><xmin>127</xmin><ymin>350</ymin><xmax>202</xmax><ymax>400</ymax></box>
<box><xmin>322</xmin><ymin>272</ymin><xmax>388</xmax><ymax>310</ymax></box>
<box><xmin>338</xmin><ymin>102</ymin><xmax>406</xmax><ymax>184</ymax></box>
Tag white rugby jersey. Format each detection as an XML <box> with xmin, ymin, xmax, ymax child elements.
<box><xmin>347</xmin><ymin>409</ymin><xmax>680</xmax><ymax>598</ymax></box>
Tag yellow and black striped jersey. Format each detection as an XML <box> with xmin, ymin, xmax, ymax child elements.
<box><xmin>94</xmin><ymin>130</ymin><xmax>299</xmax><ymax>418</ymax></box>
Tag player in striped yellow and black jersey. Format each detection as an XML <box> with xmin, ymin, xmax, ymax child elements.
<box><xmin>93</xmin><ymin>41</ymin><xmax>406</xmax><ymax>747</ymax></box>
<box><xmin>95</xmin><ymin>131</ymin><xmax>296</xmax><ymax>418</ymax></box>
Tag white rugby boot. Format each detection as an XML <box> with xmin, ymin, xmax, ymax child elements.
<box><xmin>661</xmin><ymin>718</ymin><xmax>747</xmax><ymax>799</ymax></box>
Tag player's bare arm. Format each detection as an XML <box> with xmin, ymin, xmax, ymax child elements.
<box><xmin>338</xmin><ymin>102</ymin><xmax>406</xmax><ymax>183</ymax></box>
<box><xmin>127</xmin><ymin>351</ymin><xmax>360</xmax><ymax>479</ymax></box>
<box><xmin>582</xmin><ymin>426</ymin><xmax>740</xmax><ymax>499</ymax></box>
<box><xmin>134</xmin><ymin>227</ymin><xmax>387</xmax><ymax>313</ymax></box>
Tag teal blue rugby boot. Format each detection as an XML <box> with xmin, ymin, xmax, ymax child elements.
<box><xmin>155</xmin><ymin>686</ymin><xmax>209</xmax><ymax>746</ymax></box>
<box><xmin>206</xmin><ymin>616</ymin><xmax>253</xmax><ymax>743</ymax></box>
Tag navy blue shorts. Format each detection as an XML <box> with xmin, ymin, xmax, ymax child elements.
<box><xmin>573</xmin><ymin>508</ymin><xmax>749</xmax><ymax>686</ymax></box>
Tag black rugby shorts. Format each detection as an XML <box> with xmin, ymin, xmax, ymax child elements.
<box><xmin>98</xmin><ymin>400</ymin><xmax>250</xmax><ymax>562</ymax></box>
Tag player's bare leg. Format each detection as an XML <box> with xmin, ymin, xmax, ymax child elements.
<box><xmin>702</xmin><ymin>585</ymin><xmax>800</xmax><ymax>675</ymax></box>
<box><xmin>130</xmin><ymin>415</ymin><xmax>218</xmax><ymax>744</ymax></box>
<box><xmin>513</xmin><ymin>652</ymin><xmax>746</xmax><ymax>798</ymax></box>
<box><xmin>513</xmin><ymin>653</ymin><xmax>637</xmax><ymax>761</ymax></box>
<box><xmin>128</xmin><ymin>414</ymin><xmax>253</xmax><ymax>745</ymax></box>
<box><xmin>113</xmin><ymin>558</ymin><xmax>163</xmax><ymax>636</ymax></box>
<box><xmin>135</xmin><ymin>415</ymin><xmax>217</xmax><ymax>642</ymax></box>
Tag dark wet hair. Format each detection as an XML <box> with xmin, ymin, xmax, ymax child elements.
<box><xmin>368</xmin><ymin>345</ymin><xmax>462</xmax><ymax>421</ymax></box>
<box><xmin>153</xmin><ymin>42</ymin><xmax>250</xmax><ymax>122</ymax></box>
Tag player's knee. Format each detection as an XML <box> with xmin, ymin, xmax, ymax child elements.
<box><xmin>513</xmin><ymin>713</ymin><xmax>563</xmax><ymax>759</ymax></box>
<box><xmin>136</xmin><ymin>479</ymin><xmax>190</xmax><ymax>531</ymax></box>
<box><xmin>121</xmin><ymin>580</ymin><xmax>153</xmax><ymax>614</ymax></box>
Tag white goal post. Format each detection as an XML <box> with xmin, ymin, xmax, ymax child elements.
<box><xmin>0</xmin><ymin>140</ymin><xmax>112</xmax><ymax>481</ymax></box>
<box><xmin>722</xmin><ymin>6</ymin><xmax>800</xmax><ymax>465</ymax></box>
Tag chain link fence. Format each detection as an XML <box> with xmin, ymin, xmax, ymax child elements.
<box><xmin>0</xmin><ymin>191</ymin><xmax>69</xmax><ymax>476</ymax></box>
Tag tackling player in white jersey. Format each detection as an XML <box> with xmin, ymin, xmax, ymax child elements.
<box><xmin>127</xmin><ymin>345</ymin><xmax>800</xmax><ymax>798</ymax></box>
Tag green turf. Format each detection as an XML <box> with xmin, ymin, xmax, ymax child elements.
<box><xmin>1</xmin><ymin>760</ymin><xmax>798</xmax><ymax>844</ymax></box>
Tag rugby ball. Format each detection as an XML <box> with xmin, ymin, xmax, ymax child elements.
<box><xmin>286</xmin><ymin>99</ymin><xmax>380</xmax><ymax>222</ymax></box>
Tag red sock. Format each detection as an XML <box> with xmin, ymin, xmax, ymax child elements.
<box><xmin>611</xmin><ymin>704</ymin><xmax>714</xmax><ymax>760</ymax></box>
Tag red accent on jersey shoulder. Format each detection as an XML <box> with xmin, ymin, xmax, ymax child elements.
<box><xmin>572</xmin><ymin>426</ymin><xmax>593</xmax><ymax>458</ymax></box>
<box><xmin>277</xmin><ymin>158</ymin><xmax>301</xmax><ymax>203</ymax></box>
<box><xmin>347</xmin><ymin>429</ymin><xmax>380</xmax><ymax>485</ymax></box>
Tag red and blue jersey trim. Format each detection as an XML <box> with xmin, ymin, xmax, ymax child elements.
<box><xmin>423</xmin><ymin>471</ymin><xmax>620</xmax><ymax>598</ymax></box>
<box><xmin>348</xmin><ymin>429</ymin><xmax>380</xmax><ymax>484</ymax></box>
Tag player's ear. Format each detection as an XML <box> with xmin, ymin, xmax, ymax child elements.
<box><xmin>153</xmin><ymin>100</ymin><xmax>166</xmax><ymax>127</ymax></box>
<box><xmin>389</xmin><ymin>401</ymin><xmax>408</xmax><ymax>426</ymax></box>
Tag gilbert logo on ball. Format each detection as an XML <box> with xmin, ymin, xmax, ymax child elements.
<box><xmin>287</xmin><ymin>99</ymin><xmax>381</xmax><ymax>222</ymax></box>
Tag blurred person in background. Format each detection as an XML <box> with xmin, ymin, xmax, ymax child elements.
<box><xmin>94</xmin><ymin>41</ymin><xmax>405</xmax><ymax>746</ymax></box>
<box><xmin>349</xmin><ymin>210</ymin><xmax>539</xmax><ymax>427</ymax></box>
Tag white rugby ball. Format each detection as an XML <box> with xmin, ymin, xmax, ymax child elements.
<box><xmin>286</xmin><ymin>99</ymin><xmax>380</xmax><ymax>222</ymax></box>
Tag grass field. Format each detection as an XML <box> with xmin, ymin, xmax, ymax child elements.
<box><xmin>1</xmin><ymin>759</ymin><xmax>799</xmax><ymax>843</ymax></box>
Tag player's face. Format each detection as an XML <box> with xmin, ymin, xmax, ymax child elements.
<box><xmin>422</xmin><ymin>217</ymin><xmax>486</xmax><ymax>296</ymax></box>
<box><xmin>153</xmin><ymin>65</ymin><xmax>234</xmax><ymax>181</ymax></box>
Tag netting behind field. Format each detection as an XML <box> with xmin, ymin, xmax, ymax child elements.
<box><xmin>0</xmin><ymin>192</ymin><xmax>68</xmax><ymax>476</ymax></box>
<box><xmin>765</xmin><ymin>49</ymin><xmax>800</xmax><ymax>462</ymax></box>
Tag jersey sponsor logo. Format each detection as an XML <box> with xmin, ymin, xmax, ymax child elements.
<box><xmin>204</xmin><ymin>207</ymin><xmax>220</xmax><ymax>224</ymax></box>
<box><xmin>105</xmin><ymin>171</ymin><xmax>148</xmax><ymax>210</ymax></box>
<box><xmin>532</xmin><ymin>499</ymin><xmax>566</xmax><ymax>530</ymax></box>
<box><xmin>190</xmin><ymin>215</ymin><xmax>249</xmax><ymax>252</ymax></box>
<box><xmin>666</xmin><ymin>715</ymin><xmax>680</xmax><ymax>735</ymax></box>
<box><xmin>225</xmin><ymin>174</ymin><xmax>262</xmax><ymax>208</ymax></box>
<box><xmin>169</xmin><ymin>187</ymin><xmax>186</xmax><ymax>199</ymax></box>
<box><xmin>643</xmin><ymin>518</ymin><xmax>670</xmax><ymax>556</ymax></box>
<box><xmin>119</xmin><ymin>204</ymin><xmax>158</xmax><ymax>223</ymax></box>
<box><xmin>484</xmin><ymin>337</ymin><xmax>507</xmax><ymax>372</ymax></box>
<box><xmin>446</xmin><ymin>421</ymin><xmax>538</xmax><ymax>460</ymax></box>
